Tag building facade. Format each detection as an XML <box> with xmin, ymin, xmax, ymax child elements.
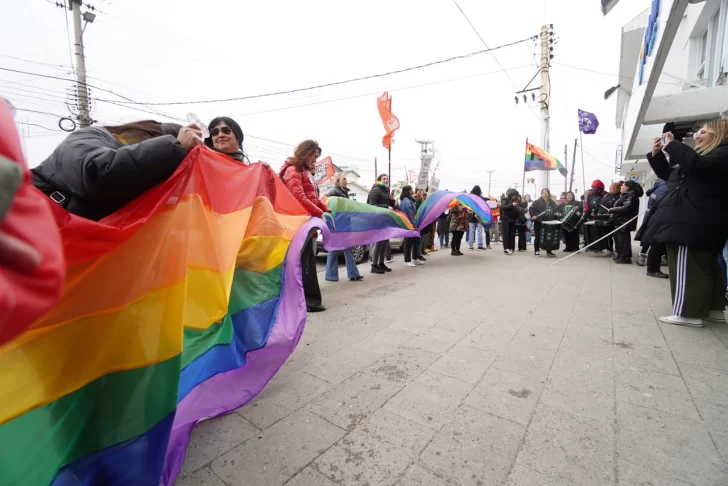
<box><xmin>610</xmin><ymin>0</ymin><xmax>728</xmax><ymax>198</ymax></box>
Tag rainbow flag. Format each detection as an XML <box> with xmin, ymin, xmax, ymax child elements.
<box><xmin>0</xmin><ymin>148</ymin><xmax>319</xmax><ymax>486</ymax></box>
<box><xmin>525</xmin><ymin>142</ymin><xmax>567</xmax><ymax>176</ymax></box>
<box><xmin>320</xmin><ymin>196</ymin><xmax>419</xmax><ymax>248</ymax></box>
<box><xmin>416</xmin><ymin>191</ymin><xmax>493</xmax><ymax>228</ymax></box>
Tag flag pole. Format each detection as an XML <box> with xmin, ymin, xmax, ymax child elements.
<box><xmin>580</xmin><ymin>131</ymin><xmax>586</xmax><ymax>193</ymax></box>
<box><xmin>522</xmin><ymin>138</ymin><xmax>528</xmax><ymax>194</ymax></box>
<box><xmin>564</xmin><ymin>143</ymin><xmax>568</xmax><ymax>193</ymax></box>
<box><xmin>388</xmin><ymin>95</ymin><xmax>392</xmax><ymax>186</ymax></box>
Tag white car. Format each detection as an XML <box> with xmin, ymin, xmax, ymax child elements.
<box><xmin>314</xmin><ymin>233</ymin><xmax>404</xmax><ymax>264</ymax></box>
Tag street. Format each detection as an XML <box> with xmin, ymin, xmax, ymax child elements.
<box><xmin>177</xmin><ymin>245</ymin><xmax>728</xmax><ymax>486</ymax></box>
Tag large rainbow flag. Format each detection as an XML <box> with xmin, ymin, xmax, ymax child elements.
<box><xmin>416</xmin><ymin>191</ymin><xmax>493</xmax><ymax>228</ymax></box>
<box><xmin>524</xmin><ymin>142</ymin><xmax>568</xmax><ymax>176</ymax></box>
<box><xmin>0</xmin><ymin>147</ymin><xmax>488</xmax><ymax>485</ymax></box>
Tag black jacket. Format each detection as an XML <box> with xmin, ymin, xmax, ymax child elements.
<box><xmin>639</xmin><ymin>141</ymin><xmax>728</xmax><ymax>251</ymax></box>
<box><xmin>596</xmin><ymin>192</ymin><xmax>620</xmax><ymax>221</ymax></box>
<box><xmin>367</xmin><ymin>183</ymin><xmax>390</xmax><ymax>208</ymax></box>
<box><xmin>529</xmin><ymin>196</ymin><xmax>558</xmax><ymax>222</ymax></box>
<box><xmin>326</xmin><ymin>185</ymin><xmax>349</xmax><ymax>199</ymax></box>
<box><xmin>437</xmin><ymin>212</ymin><xmax>450</xmax><ymax>233</ymax></box>
<box><xmin>31</xmin><ymin>127</ymin><xmax>187</xmax><ymax>221</ymax></box>
<box><xmin>609</xmin><ymin>186</ymin><xmax>644</xmax><ymax>231</ymax></box>
<box><xmin>500</xmin><ymin>189</ymin><xmax>523</xmax><ymax>223</ymax></box>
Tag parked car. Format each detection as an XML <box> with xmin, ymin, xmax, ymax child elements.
<box><xmin>314</xmin><ymin>233</ymin><xmax>404</xmax><ymax>264</ymax></box>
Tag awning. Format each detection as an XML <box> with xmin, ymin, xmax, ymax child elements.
<box><xmin>644</xmin><ymin>86</ymin><xmax>728</xmax><ymax>124</ymax></box>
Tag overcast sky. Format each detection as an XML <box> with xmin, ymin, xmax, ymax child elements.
<box><xmin>3</xmin><ymin>0</ymin><xmax>647</xmax><ymax>197</ymax></box>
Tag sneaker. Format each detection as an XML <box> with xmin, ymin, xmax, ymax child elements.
<box><xmin>307</xmin><ymin>304</ymin><xmax>326</xmax><ymax>312</ymax></box>
<box><xmin>404</xmin><ymin>261</ymin><xmax>416</xmax><ymax>267</ymax></box>
<box><xmin>370</xmin><ymin>265</ymin><xmax>385</xmax><ymax>274</ymax></box>
<box><xmin>705</xmin><ymin>310</ymin><xmax>726</xmax><ymax>324</ymax></box>
<box><xmin>381</xmin><ymin>264</ymin><xmax>392</xmax><ymax>273</ymax></box>
<box><xmin>636</xmin><ymin>253</ymin><xmax>647</xmax><ymax>266</ymax></box>
<box><xmin>534</xmin><ymin>251</ymin><xmax>540</xmax><ymax>256</ymax></box>
<box><xmin>659</xmin><ymin>315</ymin><xmax>704</xmax><ymax>328</ymax></box>
<box><xmin>469</xmin><ymin>246</ymin><xmax>474</xmax><ymax>251</ymax></box>
<box><xmin>349</xmin><ymin>275</ymin><xmax>364</xmax><ymax>281</ymax></box>
<box><xmin>414</xmin><ymin>259</ymin><xmax>425</xmax><ymax>265</ymax></box>
<box><xmin>518</xmin><ymin>249</ymin><xmax>526</xmax><ymax>252</ymax></box>
<box><xmin>456</xmin><ymin>251</ymin><xmax>464</xmax><ymax>256</ymax></box>
<box><xmin>385</xmin><ymin>258</ymin><xmax>394</xmax><ymax>264</ymax></box>
<box><xmin>546</xmin><ymin>251</ymin><xmax>555</xmax><ymax>256</ymax></box>
<box><xmin>487</xmin><ymin>245</ymin><xmax>492</xmax><ymax>249</ymax></box>
<box><xmin>478</xmin><ymin>246</ymin><xmax>485</xmax><ymax>250</ymax></box>
<box><xmin>419</xmin><ymin>256</ymin><xmax>427</xmax><ymax>261</ymax></box>
<box><xmin>646</xmin><ymin>270</ymin><xmax>669</xmax><ymax>279</ymax></box>
<box><xmin>614</xmin><ymin>258</ymin><xmax>632</xmax><ymax>264</ymax></box>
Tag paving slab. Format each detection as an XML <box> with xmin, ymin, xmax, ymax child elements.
<box><xmin>176</xmin><ymin>247</ymin><xmax>728</xmax><ymax>485</ymax></box>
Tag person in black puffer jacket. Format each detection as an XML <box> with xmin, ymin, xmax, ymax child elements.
<box><xmin>608</xmin><ymin>180</ymin><xmax>644</xmax><ymax>264</ymax></box>
<box><xmin>501</xmin><ymin>188</ymin><xmax>524</xmax><ymax>254</ymax></box>
<box><xmin>32</xmin><ymin>120</ymin><xmax>201</xmax><ymax>221</ymax></box>
<box><xmin>597</xmin><ymin>182</ymin><xmax>622</xmax><ymax>254</ymax></box>
<box><xmin>641</xmin><ymin>120</ymin><xmax>728</xmax><ymax>327</ymax></box>
<box><xmin>437</xmin><ymin>211</ymin><xmax>450</xmax><ymax>249</ymax></box>
<box><xmin>367</xmin><ymin>174</ymin><xmax>393</xmax><ymax>273</ymax></box>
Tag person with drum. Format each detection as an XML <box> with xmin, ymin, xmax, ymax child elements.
<box><xmin>555</xmin><ymin>191</ymin><xmax>582</xmax><ymax>252</ymax></box>
<box><xmin>529</xmin><ymin>188</ymin><xmax>558</xmax><ymax>256</ymax></box>
<box><xmin>597</xmin><ymin>182</ymin><xmax>622</xmax><ymax>254</ymax></box>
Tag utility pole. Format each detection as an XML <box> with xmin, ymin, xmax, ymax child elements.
<box><xmin>569</xmin><ymin>138</ymin><xmax>577</xmax><ymax>193</ymax></box>
<box><xmin>69</xmin><ymin>0</ymin><xmax>95</xmax><ymax>127</ymax></box>
<box><xmin>374</xmin><ymin>157</ymin><xmax>378</xmax><ymax>180</ymax></box>
<box><xmin>486</xmin><ymin>170</ymin><xmax>495</xmax><ymax>197</ymax></box>
<box><xmin>539</xmin><ymin>24</ymin><xmax>554</xmax><ymax>191</ymax></box>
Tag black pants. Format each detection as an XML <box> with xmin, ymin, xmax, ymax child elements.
<box><xmin>302</xmin><ymin>238</ymin><xmax>322</xmax><ymax>307</ymax></box>
<box><xmin>403</xmin><ymin>237</ymin><xmax>421</xmax><ymax>262</ymax></box>
<box><xmin>372</xmin><ymin>240</ymin><xmax>388</xmax><ymax>266</ymax></box>
<box><xmin>451</xmin><ymin>231</ymin><xmax>464</xmax><ymax>253</ymax></box>
<box><xmin>533</xmin><ymin>222</ymin><xmax>542</xmax><ymax>253</ymax></box>
<box><xmin>615</xmin><ymin>231</ymin><xmax>632</xmax><ymax>260</ymax></box>
<box><xmin>563</xmin><ymin>229</ymin><xmax>580</xmax><ymax>251</ymax></box>
<box><xmin>503</xmin><ymin>221</ymin><xmax>516</xmax><ymax>251</ymax></box>
<box><xmin>646</xmin><ymin>243</ymin><xmax>666</xmax><ymax>273</ymax></box>
<box><xmin>516</xmin><ymin>225</ymin><xmax>527</xmax><ymax>251</ymax></box>
<box><xmin>666</xmin><ymin>244</ymin><xmax>725</xmax><ymax>318</ymax></box>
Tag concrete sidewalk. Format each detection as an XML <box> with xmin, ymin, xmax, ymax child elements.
<box><xmin>178</xmin><ymin>245</ymin><xmax>728</xmax><ymax>486</ymax></box>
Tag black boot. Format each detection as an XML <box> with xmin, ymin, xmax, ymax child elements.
<box><xmin>371</xmin><ymin>265</ymin><xmax>385</xmax><ymax>274</ymax></box>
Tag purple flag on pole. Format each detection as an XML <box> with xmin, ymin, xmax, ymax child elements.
<box><xmin>578</xmin><ymin>109</ymin><xmax>599</xmax><ymax>135</ymax></box>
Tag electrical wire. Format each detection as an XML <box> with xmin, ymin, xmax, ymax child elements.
<box><xmin>451</xmin><ymin>0</ymin><xmax>541</xmax><ymax>123</ymax></box>
<box><xmin>553</xmin><ymin>62</ymin><xmax>683</xmax><ymax>85</ymax></box>
<box><xmin>97</xmin><ymin>35</ymin><xmax>536</xmax><ymax>107</ymax></box>
<box><xmin>62</xmin><ymin>0</ymin><xmax>77</xmax><ymax>75</ymax></box>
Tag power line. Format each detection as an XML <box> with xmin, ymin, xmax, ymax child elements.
<box><xmin>451</xmin><ymin>0</ymin><xmax>540</xmax><ymax>123</ymax></box>
<box><xmin>553</xmin><ymin>62</ymin><xmax>682</xmax><ymax>86</ymax></box>
<box><xmin>231</xmin><ymin>64</ymin><xmax>533</xmax><ymax>118</ymax></box>
<box><xmin>97</xmin><ymin>35</ymin><xmax>536</xmax><ymax>107</ymax></box>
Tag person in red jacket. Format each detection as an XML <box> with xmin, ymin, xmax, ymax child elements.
<box><xmin>0</xmin><ymin>98</ymin><xmax>64</xmax><ymax>345</ymax></box>
<box><xmin>279</xmin><ymin>140</ymin><xmax>331</xmax><ymax>312</ymax></box>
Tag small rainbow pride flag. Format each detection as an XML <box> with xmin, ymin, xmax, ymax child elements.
<box><xmin>525</xmin><ymin>142</ymin><xmax>567</xmax><ymax>176</ymax></box>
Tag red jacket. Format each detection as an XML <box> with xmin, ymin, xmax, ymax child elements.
<box><xmin>279</xmin><ymin>159</ymin><xmax>330</xmax><ymax>217</ymax></box>
<box><xmin>0</xmin><ymin>100</ymin><xmax>64</xmax><ymax>346</ymax></box>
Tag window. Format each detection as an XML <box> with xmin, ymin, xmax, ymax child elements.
<box><xmin>698</xmin><ymin>31</ymin><xmax>708</xmax><ymax>80</ymax></box>
<box><xmin>694</xmin><ymin>0</ymin><xmax>727</xmax><ymax>86</ymax></box>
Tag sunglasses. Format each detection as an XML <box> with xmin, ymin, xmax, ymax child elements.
<box><xmin>210</xmin><ymin>127</ymin><xmax>233</xmax><ymax>137</ymax></box>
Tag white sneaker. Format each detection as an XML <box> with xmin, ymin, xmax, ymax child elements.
<box><xmin>659</xmin><ymin>315</ymin><xmax>704</xmax><ymax>328</ymax></box>
<box><xmin>414</xmin><ymin>259</ymin><xmax>425</xmax><ymax>265</ymax></box>
<box><xmin>385</xmin><ymin>258</ymin><xmax>394</xmax><ymax>264</ymax></box>
<box><xmin>705</xmin><ymin>310</ymin><xmax>726</xmax><ymax>324</ymax></box>
<box><xmin>404</xmin><ymin>262</ymin><xmax>416</xmax><ymax>267</ymax></box>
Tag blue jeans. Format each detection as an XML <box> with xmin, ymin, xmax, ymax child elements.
<box><xmin>720</xmin><ymin>240</ymin><xmax>728</xmax><ymax>286</ymax></box>
<box><xmin>325</xmin><ymin>248</ymin><xmax>360</xmax><ymax>281</ymax></box>
<box><xmin>468</xmin><ymin>222</ymin><xmax>484</xmax><ymax>248</ymax></box>
<box><xmin>525</xmin><ymin>220</ymin><xmax>532</xmax><ymax>244</ymax></box>
<box><xmin>439</xmin><ymin>232</ymin><xmax>449</xmax><ymax>248</ymax></box>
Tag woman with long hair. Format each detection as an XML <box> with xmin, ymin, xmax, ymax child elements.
<box><xmin>529</xmin><ymin>188</ymin><xmax>558</xmax><ymax>256</ymax></box>
<box><xmin>279</xmin><ymin>140</ymin><xmax>331</xmax><ymax>312</ymax></box>
<box><xmin>642</xmin><ymin>120</ymin><xmax>728</xmax><ymax>327</ymax></box>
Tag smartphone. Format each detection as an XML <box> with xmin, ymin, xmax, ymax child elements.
<box><xmin>660</xmin><ymin>134</ymin><xmax>667</xmax><ymax>146</ymax></box>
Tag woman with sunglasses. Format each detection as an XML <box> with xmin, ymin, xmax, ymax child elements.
<box><xmin>642</xmin><ymin>120</ymin><xmax>728</xmax><ymax>327</ymax></box>
<box><xmin>205</xmin><ymin>116</ymin><xmax>248</xmax><ymax>163</ymax></box>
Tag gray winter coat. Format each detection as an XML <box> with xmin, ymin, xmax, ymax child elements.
<box><xmin>31</xmin><ymin>127</ymin><xmax>187</xmax><ymax>221</ymax></box>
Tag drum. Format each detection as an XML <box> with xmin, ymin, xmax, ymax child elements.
<box><xmin>583</xmin><ymin>221</ymin><xmax>611</xmax><ymax>251</ymax></box>
<box><xmin>539</xmin><ymin>220</ymin><xmax>562</xmax><ymax>251</ymax></box>
<box><xmin>561</xmin><ymin>208</ymin><xmax>584</xmax><ymax>233</ymax></box>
